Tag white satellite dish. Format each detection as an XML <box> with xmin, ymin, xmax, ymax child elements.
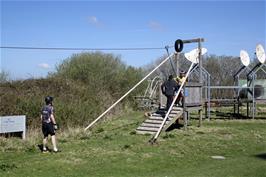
<box><xmin>184</xmin><ymin>48</ymin><xmax>208</xmax><ymax>63</ymax></box>
<box><xmin>240</xmin><ymin>50</ymin><xmax>250</xmax><ymax>66</ymax></box>
<box><xmin>256</xmin><ymin>44</ymin><xmax>266</xmax><ymax>64</ymax></box>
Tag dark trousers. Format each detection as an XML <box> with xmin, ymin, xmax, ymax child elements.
<box><xmin>166</xmin><ymin>95</ymin><xmax>173</xmax><ymax>111</ymax></box>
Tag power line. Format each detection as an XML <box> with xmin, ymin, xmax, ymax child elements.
<box><xmin>0</xmin><ymin>46</ymin><xmax>171</xmax><ymax>51</ymax></box>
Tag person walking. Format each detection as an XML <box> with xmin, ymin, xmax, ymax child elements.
<box><xmin>161</xmin><ymin>75</ymin><xmax>179</xmax><ymax>111</ymax></box>
<box><xmin>41</xmin><ymin>96</ymin><xmax>59</xmax><ymax>153</ymax></box>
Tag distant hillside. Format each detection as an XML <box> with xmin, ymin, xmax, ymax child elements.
<box><xmin>0</xmin><ymin>52</ymin><xmax>146</xmax><ymax>127</ymax></box>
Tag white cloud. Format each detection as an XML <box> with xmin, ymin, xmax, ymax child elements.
<box><xmin>88</xmin><ymin>16</ymin><xmax>98</xmax><ymax>24</ymax></box>
<box><xmin>88</xmin><ymin>16</ymin><xmax>104</xmax><ymax>27</ymax></box>
<box><xmin>38</xmin><ymin>63</ymin><xmax>51</xmax><ymax>69</ymax></box>
<box><xmin>148</xmin><ymin>21</ymin><xmax>164</xmax><ymax>31</ymax></box>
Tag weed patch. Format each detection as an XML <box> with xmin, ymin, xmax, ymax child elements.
<box><xmin>0</xmin><ymin>163</ymin><xmax>17</xmax><ymax>172</ymax></box>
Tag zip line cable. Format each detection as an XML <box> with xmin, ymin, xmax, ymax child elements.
<box><xmin>0</xmin><ymin>46</ymin><xmax>173</xmax><ymax>51</ymax></box>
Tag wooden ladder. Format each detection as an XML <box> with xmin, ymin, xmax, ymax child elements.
<box><xmin>136</xmin><ymin>106</ymin><xmax>183</xmax><ymax>134</ymax></box>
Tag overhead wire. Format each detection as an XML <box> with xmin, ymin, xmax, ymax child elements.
<box><xmin>0</xmin><ymin>46</ymin><xmax>172</xmax><ymax>51</ymax></box>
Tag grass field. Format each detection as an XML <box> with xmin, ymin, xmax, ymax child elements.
<box><xmin>0</xmin><ymin>112</ymin><xmax>266</xmax><ymax>177</ymax></box>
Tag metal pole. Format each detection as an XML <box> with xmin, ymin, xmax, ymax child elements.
<box><xmin>144</xmin><ymin>79</ymin><xmax>151</xmax><ymax>97</ymax></box>
<box><xmin>207</xmin><ymin>73</ymin><xmax>211</xmax><ymax>120</ymax></box>
<box><xmin>151</xmin><ymin>62</ymin><xmax>195</xmax><ymax>142</ymax></box>
<box><xmin>252</xmin><ymin>74</ymin><xmax>255</xmax><ymax>119</ymax></box>
<box><xmin>150</xmin><ymin>81</ymin><xmax>159</xmax><ymax>98</ymax></box>
<box><xmin>84</xmin><ymin>53</ymin><xmax>175</xmax><ymax>131</ymax></box>
<box><xmin>208</xmin><ymin>75</ymin><xmax>211</xmax><ymax>121</ymax></box>
<box><xmin>149</xmin><ymin>76</ymin><xmax>160</xmax><ymax>97</ymax></box>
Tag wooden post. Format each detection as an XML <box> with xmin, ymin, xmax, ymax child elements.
<box><xmin>247</xmin><ymin>102</ymin><xmax>249</xmax><ymax>118</ymax></box>
<box><xmin>198</xmin><ymin>39</ymin><xmax>203</xmax><ymax>127</ymax></box>
<box><xmin>159</xmin><ymin>81</ymin><xmax>163</xmax><ymax>109</ymax></box>
<box><xmin>183</xmin><ymin>110</ymin><xmax>188</xmax><ymax>130</ymax></box>
<box><xmin>238</xmin><ymin>98</ymin><xmax>240</xmax><ymax>116</ymax></box>
<box><xmin>183</xmin><ymin>87</ymin><xmax>187</xmax><ymax>130</ymax></box>
<box><xmin>205</xmin><ymin>102</ymin><xmax>207</xmax><ymax>120</ymax></box>
<box><xmin>175</xmin><ymin>53</ymin><xmax>179</xmax><ymax>76</ymax></box>
<box><xmin>198</xmin><ymin>39</ymin><xmax>202</xmax><ymax>102</ymax></box>
<box><xmin>198</xmin><ymin>109</ymin><xmax>202</xmax><ymax>127</ymax></box>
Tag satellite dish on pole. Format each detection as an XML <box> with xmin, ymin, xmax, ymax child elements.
<box><xmin>256</xmin><ymin>44</ymin><xmax>266</xmax><ymax>64</ymax></box>
<box><xmin>184</xmin><ymin>48</ymin><xmax>208</xmax><ymax>63</ymax></box>
<box><xmin>240</xmin><ymin>50</ymin><xmax>250</xmax><ymax>66</ymax></box>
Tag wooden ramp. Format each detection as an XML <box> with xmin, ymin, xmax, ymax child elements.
<box><xmin>136</xmin><ymin>106</ymin><xmax>183</xmax><ymax>134</ymax></box>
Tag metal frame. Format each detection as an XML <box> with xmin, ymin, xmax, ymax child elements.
<box><xmin>246</xmin><ymin>63</ymin><xmax>266</xmax><ymax>119</ymax></box>
<box><xmin>233</xmin><ymin>64</ymin><xmax>252</xmax><ymax>117</ymax></box>
<box><xmin>206</xmin><ymin>62</ymin><xmax>266</xmax><ymax>119</ymax></box>
<box><xmin>143</xmin><ymin>76</ymin><xmax>161</xmax><ymax>98</ymax></box>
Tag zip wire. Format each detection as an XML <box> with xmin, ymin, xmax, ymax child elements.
<box><xmin>0</xmin><ymin>46</ymin><xmax>172</xmax><ymax>51</ymax></box>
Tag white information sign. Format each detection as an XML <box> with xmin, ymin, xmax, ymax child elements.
<box><xmin>0</xmin><ymin>115</ymin><xmax>26</xmax><ymax>139</ymax></box>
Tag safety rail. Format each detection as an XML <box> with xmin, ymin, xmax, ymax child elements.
<box><xmin>144</xmin><ymin>76</ymin><xmax>161</xmax><ymax>98</ymax></box>
<box><xmin>149</xmin><ymin>80</ymin><xmax>160</xmax><ymax>98</ymax></box>
<box><xmin>206</xmin><ymin>85</ymin><xmax>266</xmax><ymax>119</ymax></box>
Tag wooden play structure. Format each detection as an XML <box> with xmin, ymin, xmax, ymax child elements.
<box><xmin>84</xmin><ymin>39</ymin><xmax>265</xmax><ymax>143</ymax></box>
<box><xmin>84</xmin><ymin>38</ymin><xmax>208</xmax><ymax>142</ymax></box>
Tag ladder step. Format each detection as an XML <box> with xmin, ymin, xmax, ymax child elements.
<box><xmin>136</xmin><ymin>130</ymin><xmax>156</xmax><ymax>135</ymax></box>
<box><xmin>145</xmin><ymin>119</ymin><xmax>169</xmax><ymax>124</ymax></box>
<box><xmin>140</xmin><ymin>123</ymin><xmax>161</xmax><ymax>128</ymax></box>
<box><xmin>136</xmin><ymin>127</ymin><xmax>159</xmax><ymax>132</ymax></box>
<box><xmin>172</xmin><ymin>107</ymin><xmax>183</xmax><ymax>111</ymax></box>
<box><xmin>149</xmin><ymin>117</ymin><xmax>173</xmax><ymax>121</ymax></box>
<box><xmin>151</xmin><ymin>113</ymin><xmax>164</xmax><ymax>117</ymax></box>
<box><xmin>136</xmin><ymin>107</ymin><xmax>183</xmax><ymax>135</ymax></box>
<box><xmin>149</xmin><ymin>116</ymin><xmax>164</xmax><ymax>120</ymax></box>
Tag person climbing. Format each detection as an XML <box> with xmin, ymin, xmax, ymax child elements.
<box><xmin>176</xmin><ymin>70</ymin><xmax>187</xmax><ymax>84</ymax></box>
<box><xmin>41</xmin><ymin>96</ymin><xmax>59</xmax><ymax>153</ymax></box>
<box><xmin>175</xmin><ymin>70</ymin><xmax>187</xmax><ymax>106</ymax></box>
<box><xmin>161</xmin><ymin>75</ymin><xmax>179</xmax><ymax>111</ymax></box>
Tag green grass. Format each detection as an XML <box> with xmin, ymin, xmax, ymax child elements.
<box><xmin>0</xmin><ymin>112</ymin><xmax>266</xmax><ymax>177</ymax></box>
<box><xmin>205</xmin><ymin>104</ymin><xmax>266</xmax><ymax>119</ymax></box>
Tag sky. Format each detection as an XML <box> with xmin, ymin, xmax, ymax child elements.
<box><xmin>1</xmin><ymin>0</ymin><xmax>265</xmax><ymax>79</ymax></box>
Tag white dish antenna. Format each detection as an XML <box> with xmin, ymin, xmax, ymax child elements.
<box><xmin>256</xmin><ymin>44</ymin><xmax>265</xmax><ymax>64</ymax></box>
<box><xmin>184</xmin><ymin>48</ymin><xmax>208</xmax><ymax>63</ymax></box>
<box><xmin>240</xmin><ymin>50</ymin><xmax>250</xmax><ymax>66</ymax></box>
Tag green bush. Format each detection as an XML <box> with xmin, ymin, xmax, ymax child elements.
<box><xmin>0</xmin><ymin>52</ymin><xmax>146</xmax><ymax>127</ymax></box>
